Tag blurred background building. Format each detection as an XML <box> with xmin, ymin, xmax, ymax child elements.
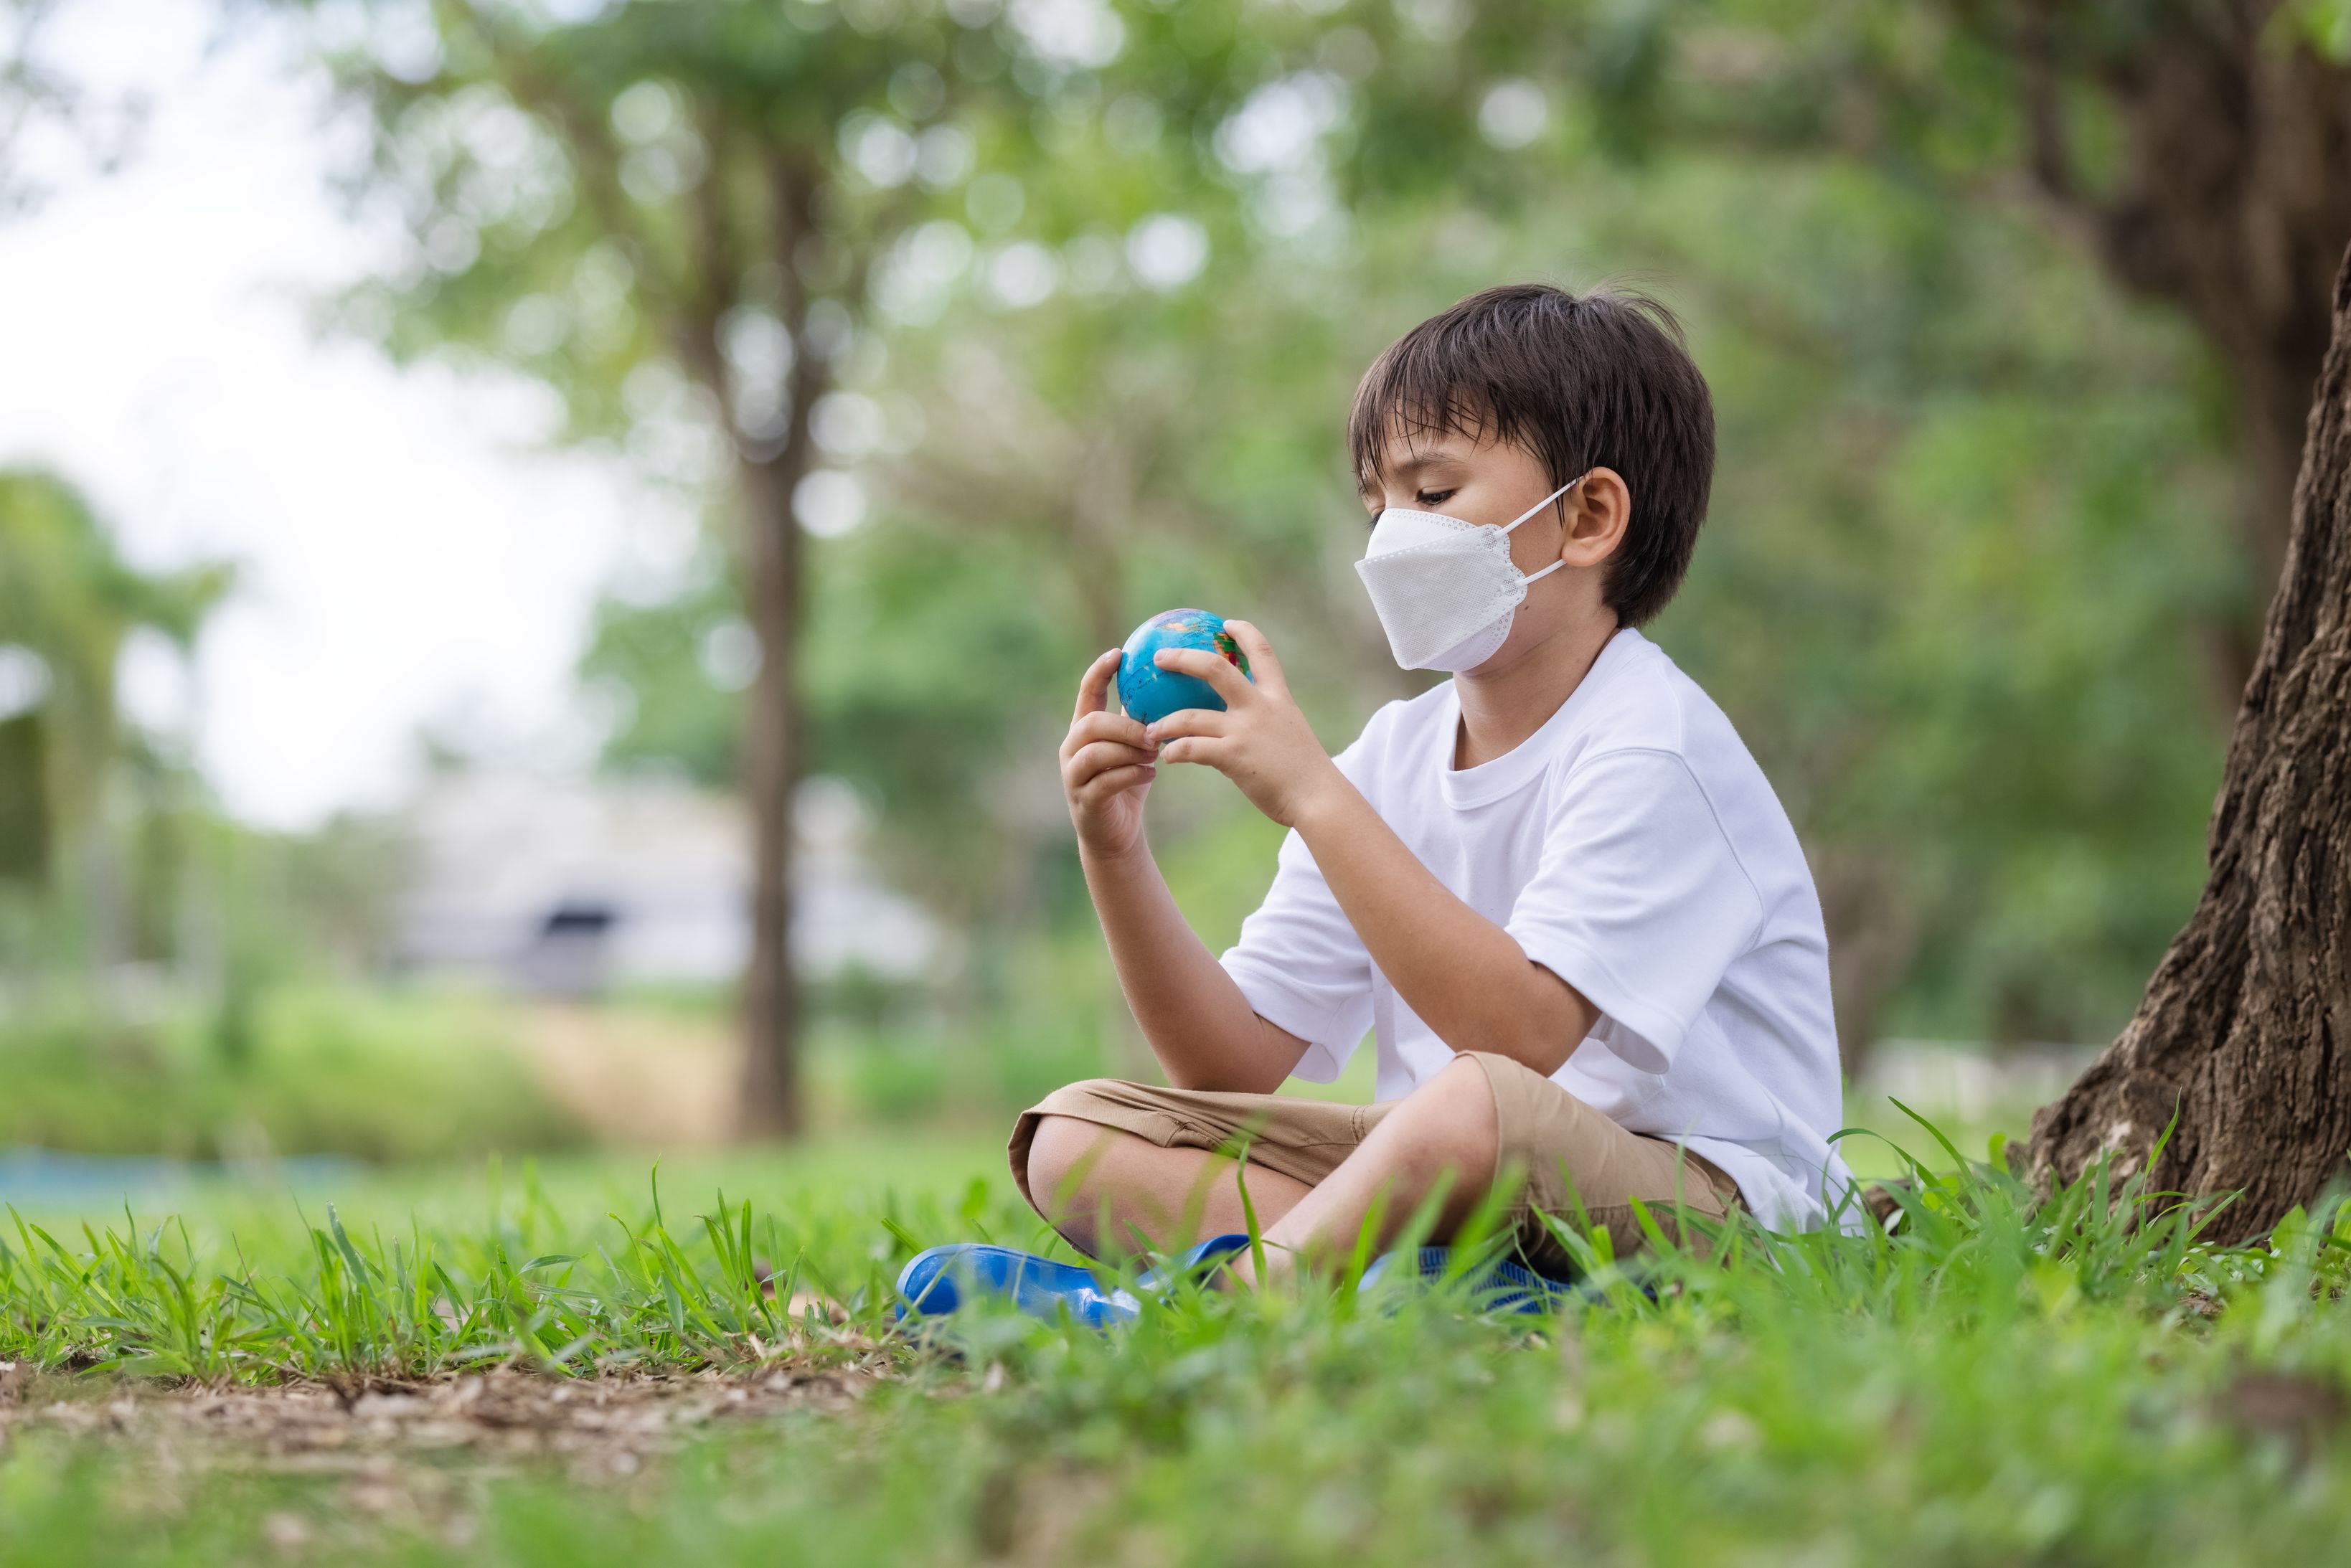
<box><xmin>394</xmin><ymin>770</ymin><xmax>939</xmax><ymax>999</ymax></box>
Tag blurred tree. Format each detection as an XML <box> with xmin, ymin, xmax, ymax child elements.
<box><xmin>553</xmin><ymin>0</ymin><xmax>1630</xmax><ymax>1016</ymax></box>
<box><xmin>578</xmin><ymin>554</ymin><xmax>740</xmax><ymax>787</ymax></box>
<box><xmin>1588</xmin><ymin>0</ymin><xmax>2351</xmax><ymax>689</ymax></box>
<box><xmin>1586</xmin><ymin>160</ymin><xmax>2241</xmax><ymax>1070</ymax></box>
<box><xmin>0</xmin><ymin>469</ymin><xmax>227</xmax><ymax>892</ymax></box>
<box><xmin>299</xmin><ymin>0</ymin><xmax>1349</xmax><ymax>1133</ymax></box>
<box><xmin>1964</xmin><ymin>0</ymin><xmax>2351</xmax><ymax>620</ymax></box>
<box><xmin>0</xmin><ymin>0</ymin><xmax>146</xmax><ymax>218</ymax></box>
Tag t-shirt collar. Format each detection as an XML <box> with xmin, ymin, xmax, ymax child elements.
<box><xmin>1437</xmin><ymin>628</ymin><xmax>1649</xmax><ymax>809</ymax></box>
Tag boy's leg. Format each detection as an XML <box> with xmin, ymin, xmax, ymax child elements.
<box><xmin>1017</xmin><ymin>1061</ymin><xmax>1499</xmax><ymax>1271</ymax></box>
<box><xmin>1242</xmin><ymin>1052</ymin><xmax>1742</xmax><ymax>1284</ymax></box>
<box><xmin>1009</xmin><ymin>1079</ymin><xmax>1368</xmax><ymax>1257</ymax></box>
<box><xmin>1024</xmin><ymin>1117</ymin><xmax>1314</xmax><ymax>1257</ymax></box>
<box><xmin>1243</xmin><ymin>1054</ymin><xmax>1498</xmax><ymax>1283</ymax></box>
<box><xmin>1008</xmin><ymin>1059</ymin><xmax>1739</xmax><ymax>1277</ymax></box>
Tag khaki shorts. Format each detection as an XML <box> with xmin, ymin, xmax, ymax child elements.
<box><xmin>1009</xmin><ymin>1051</ymin><xmax>1741</xmax><ymax>1276</ymax></box>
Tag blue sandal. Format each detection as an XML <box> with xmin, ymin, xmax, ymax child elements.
<box><xmin>895</xmin><ymin>1234</ymin><xmax>1607</xmax><ymax>1325</ymax></box>
<box><xmin>895</xmin><ymin>1234</ymin><xmax>1250</xmax><ymax>1328</ymax></box>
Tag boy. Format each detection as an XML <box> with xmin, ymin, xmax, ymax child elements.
<box><xmin>1026</xmin><ymin>282</ymin><xmax>1852</xmax><ymax>1284</ymax></box>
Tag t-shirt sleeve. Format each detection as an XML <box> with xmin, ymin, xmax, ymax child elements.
<box><xmin>1505</xmin><ymin>749</ymin><xmax>1764</xmax><ymax>1076</ymax></box>
<box><xmin>1218</xmin><ymin>824</ymin><xmax>1375</xmax><ymax>1082</ymax></box>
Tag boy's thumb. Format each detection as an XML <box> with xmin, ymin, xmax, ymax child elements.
<box><xmin>1224</xmin><ymin>619</ymin><xmax>1283</xmax><ymax>688</ymax></box>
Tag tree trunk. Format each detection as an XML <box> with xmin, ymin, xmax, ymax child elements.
<box><xmin>2089</xmin><ymin>11</ymin><xmax>2351</xmax><ymax>594</ymax></box>
<box><xmin>730</xmin><ymin>152</ymin><xmax>824</xmax><ymax>1140</ymax></box>
<box><xmin>736</xmin><ymin>445</ymin><xmax>809</xmax><ymax>1138</ymax></box>
<box><xmin>1814</xmin><ymin>848</ymin><xmax>1925</xmax><ymax>1087</ymax></box>
<box><xmin>2025</xmin><ymin>243</ymin><xmax>2351</xmax><ymax>1236</ymax></box>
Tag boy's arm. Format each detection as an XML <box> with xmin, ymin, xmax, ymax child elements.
<box><xmin>1060</xmin><ymin>648</ymin><xmax>1311</xmax><ymax>1094</ymax></box>
<box><xmin>1080</xmin><ymin>840</ymin><xmax>1311</xmax><ymax>1094</ymax></box>
<box><xmin>1148</xmin><ymin>625</ymin><xmax>1598</xmax><ymax>1080</ymax></box>
<box><xmin>1287</xmin><ymin>785</ymin><xmax>1597</xmax><ymax>1077</ymax></box>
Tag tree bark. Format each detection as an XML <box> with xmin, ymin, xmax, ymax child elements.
<box><xmin>737</xmin><ymin>443</ymin><xmax>809</xmax><ymax>1138</ymax></box>
<box><xmin>732</xmin><ymin>152</ymin><xmax>826</xmax><ymax>1140</ymax></box>
<box><xmin>2026</xmin><ymin>242</ymin><xmax>2351</xmax><ymax>1236</ymax></box>
<box><xmin>1814</xmin><ymin>849</ymin><xmax>1924</xmax><ymax>1086</ymax></box>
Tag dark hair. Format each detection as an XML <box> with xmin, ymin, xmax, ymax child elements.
<box><xmin>1348</xmin><ymin>282</ymin><xmax>1715</xmax><ymax>628</ymax></box>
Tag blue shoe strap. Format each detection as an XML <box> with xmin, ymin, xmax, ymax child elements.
<box><xmin>1179</xmin><ymin>1233</ymin><xmax>1253</xmax><ymax>1271</ymax></box>
<box><xmin>1138</xmin><ymin>1232</ymin><xmax>1251</xmax><ymax>1292</ymax></box>
<box><xmin>1357</xmin><ymin>1246</ymin><xmax>1586</xmax><ymax>1314</ymax></box>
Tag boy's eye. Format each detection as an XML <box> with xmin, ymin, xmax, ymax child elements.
<box><xmin>1416</xmin><ymin>488</ymin><xmax>1457</xmax><ymax>508</ymax></box>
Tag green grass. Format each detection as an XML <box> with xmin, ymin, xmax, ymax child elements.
<box><xmin>5</xmin><ymin>1120</ymin><xmax>2351</xmax><ymax>1565</ymax></box>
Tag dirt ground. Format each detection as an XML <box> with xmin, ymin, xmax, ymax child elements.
<box><xmin>0</xmin><ymin>1358</ymin><xmax>882</xmax><ymax>1549</ymax></box>
<box><xmin>0</xmin><ymin>1360</ymin><xmax>874</xmax><ymax>1472</ymax></box>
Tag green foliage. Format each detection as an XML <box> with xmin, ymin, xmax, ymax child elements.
<box><xmin>579</xmin><ymin>554</ymin><xmax>744</xmax><ymax>785</ymax></box>
<box><xmin>0</xmin><ymin>986</ymin><xmax>584</xmax><ymax>1163</ymax></box>
<box><xmin>1613</xmin><ymin>158</ymin><xmax>2235</xmax><ymax>1041</ymax></box>
<box><xmin>0</xmin><ymin>469</ymin><xmax>230</xmax><ymax>886</ymax></box>
<box><xmin>2286</xmin><ymin>0</ymin><xmax>2351</xmax><ymax>57</ymax></box>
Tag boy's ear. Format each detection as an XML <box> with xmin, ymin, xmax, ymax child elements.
<box><xmin>1562</xmin><ymin>467</ymin><xmax>1632</xmax><ymax>567</ymax></box>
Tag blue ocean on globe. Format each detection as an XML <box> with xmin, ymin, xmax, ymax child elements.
<box><xmin>1116</xmin><ymin>609</ymin><xmax>1254</xmax><ymax>725</ymax></box>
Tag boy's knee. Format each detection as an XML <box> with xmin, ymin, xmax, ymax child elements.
<box><xmin>1385</xmin><ymin>1055</ymin><xmax>1502</xmax><ymax>1170</ymax></box>
<box><xmin>1021</xmin><ymin>1110</ymin><xmax>1146</xmax><ymax>1219</ymax></box>
<box><xmin>1422</xmin><ymin>1052</ymin><xmax>1501</xmax><ymax>1114</ymax></box>
<box><xmin>1022</xmin><ymin>1113</ymin><xmax>1096</xmax><ymax>1206</ymax></box>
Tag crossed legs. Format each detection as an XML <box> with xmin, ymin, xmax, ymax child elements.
<box><xmin>1021</xmin><ymin>1054</ymin><xmax>1504</xmax><ymax>1282</ymax></box>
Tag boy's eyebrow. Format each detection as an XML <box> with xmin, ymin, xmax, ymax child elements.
<box><xmin>1360</xmin><ymin>447</ymin><xmax>1466</xmax><ymax>494</ymax></box>
<box><xmin>1365</xmin><ymin>449</ymin><xmax>1436</xmax><ymax>486</ymax></box>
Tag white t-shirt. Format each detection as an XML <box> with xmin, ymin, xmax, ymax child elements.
<box><xmin>1218</xmin><ymin>628</ymin><xmax>1855</xmax><ymax>1232</ymax></box>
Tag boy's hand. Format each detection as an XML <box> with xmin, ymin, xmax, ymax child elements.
<box><xmin>1060</xmin><ymin>648</ymin><xmax>1158</xmax><ymax>859</ymax></box>
<box><xmin>1145</xmin><ymin>622</ymin><xmax>1344</xmax><ymax>828</ymax></box>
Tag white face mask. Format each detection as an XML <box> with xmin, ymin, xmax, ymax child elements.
<box><xmin>1354</xmin><ymin>473</ymin><xmax>1586</xmax><ymax>672</ymax></box>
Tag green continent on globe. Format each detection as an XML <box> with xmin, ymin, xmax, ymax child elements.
<box><xmin>1116</xmin><ymin>608</ymin><xmax>1255</xmax><ymax>725</ymax></box>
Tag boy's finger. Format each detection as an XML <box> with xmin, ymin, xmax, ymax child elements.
<box><xmin>1062</xmin><ymin>709</ymin><xmax>1150</xmax><ymax>760</ymax></box>
<box><xmin>1156</xmin><ymin>736</ymin><xmax>1228</xmax><ymax>768</ymax></box>
<box><xmin>1067</xmin><ymin>739</ymin><xmax>1156</xmax><ymax>782</ymax></box>
<box><xmin>1152</xmin><ymin>646</ymin><xmax>1253</xmax><ymax>704</ymax></box>
<box><xmin>1220</xmin><ymin>620</ymin><xmax>1285</xmax><ymax>694</ymax></box>
<box><xmin>1143</xmin><ymin>709</ymin><xmax>1230</xmax><ymax>745</ymax></box>
<box><xmin>1079</xmin><ymin>763</ymin><xmax>1155</xmax><ymax>802</ymax></box>
<box><xmin>1072</xmin><ymin>648</ymin><xmax>1122</xmax><ymax>722</ymax></box>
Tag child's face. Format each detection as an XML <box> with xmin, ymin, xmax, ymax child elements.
<box><xmin>1357</xmin><ymin>421</ymin><xmax>1625</xmax><ymax>668</ymax></box>
<box><xmin>1358</xmin><ymin>423</ymin><xmax>1576</xmax><ymax>587</ymax></box>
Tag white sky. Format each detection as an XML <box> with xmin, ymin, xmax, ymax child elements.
<box><xmin>0</xmin><ymin>0</ymin><xmax>688</xmax><ymax>827</ymax></box>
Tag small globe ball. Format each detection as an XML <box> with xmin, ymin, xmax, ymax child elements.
<box><xmin>1116</xmin><ymin>609</ymin><xmax>1254</xmax><ymax>725</ymax></box>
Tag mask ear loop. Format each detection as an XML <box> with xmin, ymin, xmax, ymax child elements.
<box><xmin>1499</xmin><ymin>471</ymin><xmax>1588</xmax><ymax>585</ymax></box>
